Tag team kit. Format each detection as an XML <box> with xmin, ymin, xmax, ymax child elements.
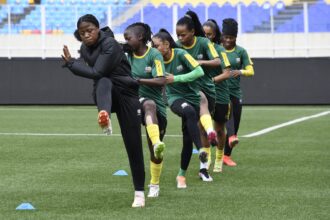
<box><xmin>62</xmin><ymin>10</ymin><xmax>255</xmax><ymax>208</ymax></box>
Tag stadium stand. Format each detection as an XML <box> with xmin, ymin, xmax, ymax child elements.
<box><xmin>0</xmin><ymin>0</ymin><xmax>329</xmax><ymax>34</ymax></box>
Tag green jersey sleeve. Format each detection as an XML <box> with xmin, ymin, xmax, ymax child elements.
<box><xmin>220</xmin><ymin>51</ymin><xmax>231</xmax><ymax>69</ymax></box>
<box><xmin>241</xmin><ymin>48</ymin><xmax>253</xmax><ymax>68</ymax></box>
<box><xmin>203</xmin><ymin>38</ymin><xmax>219</xmax><ymax>60</ymax></box>
<box><xmin>181</xmin><ymin>51</ymin><xmax>200</xmax><ymax>70</ymax></box>
<box><xmin>151</xmin><ymin>51</ymin><xmax>166</xmax><ymax>78</ymax></box>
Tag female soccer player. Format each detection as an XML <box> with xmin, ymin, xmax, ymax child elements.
<box><xmin>124</xmin><ymin>22</ymin><xmax>167</xmax><ymax>198</ymax></box>
<box><xmin>152</xmin><ymin>28</ymin><xmax>207</xmax><ymax>188</ymax></box>
<box><xmin>203</xmin><ymin>19</ymin><xmax>232</xmax><ymax>172</ymax></box>
<box><xmin>221</xmin><ymin>18</ymin><xmax>255</xmax><ymax>167</ymax></box>
<box><xmin>61</xmin><ymin>14</ymin><xmax>145</xmax><ymax>208</ymax></box>
<box><xmin>176</xmin><ymin>10</ymin><xmax>221</xmax><ymax>181</ymax></box>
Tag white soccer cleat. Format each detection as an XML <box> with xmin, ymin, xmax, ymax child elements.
<box><xmin>199</xmin><ymin>168</ymin><xmax>213</xmax><ymax>182</ymax></box>
<box><xmin>132</xmin><ymin>191</ymin><xmax>145</xmax><ymax>208</ymax></box>
<box><xmin>102</xmin><ymin>125</ymin><xmax>112</xmax><ymax>135</ymax></box>
<box><xmin>147</xmin><ymin>184</ymin><xmax>160</xmax><ymax>198</ymax></box>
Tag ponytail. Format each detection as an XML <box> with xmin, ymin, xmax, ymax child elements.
<box><xmin>153</xmin><ymin>28</ymin><xmax>177</xmax><ymax>48</ymax></box>
<box><xmin>177</xmin><ymin>10</ymin><xmax>205</xmax><ymax>37</ymax></box>
<box><xmin>203</xmin><ymin>19</ymin><xmax>222</xmax><ymax>44</ymax></box>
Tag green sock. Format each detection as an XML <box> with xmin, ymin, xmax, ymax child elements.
<box><xmin>178</xmin><ymin>168</ymin><xmax>186</xmax><ymax>177</ymax></box>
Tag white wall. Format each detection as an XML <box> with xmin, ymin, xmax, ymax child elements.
<box><xmin>0</xmin><ymin>33</ymin><xmax>329</xmax><ymax>58</ymax></box>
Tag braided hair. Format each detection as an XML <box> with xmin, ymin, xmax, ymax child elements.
<box><xmin>125</xmin><ymin>22</ymin><xmax>152</xmax><ymax>44</ymax></box>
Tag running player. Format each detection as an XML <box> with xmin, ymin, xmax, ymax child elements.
<box><xmin>203</xmin><ymin>19</ymin><xmax>232</xmax><ymax>172</ymax></box>
<box><xmin>124</xmin><ymin>22</ymin><xmax>167</xmax><ymax>198</ymax></box>
<box><xmin>152</xmin><ymin>28</ymin><xmax>206</xmax><ymax>188</ymax></box>
<box><xmin>176</xmin><ymin>10</ymin><xmax>221</xmax><ymax>181</ymax></box>
<box><xmin>221</xmin><ymin>18</ymin><xmax>255</xmax><ymax>167</ymax></box>
<box><xmin>62</xmin><ymin>14</ymin><xmax>145</xmax><ymax>208</ymax></box>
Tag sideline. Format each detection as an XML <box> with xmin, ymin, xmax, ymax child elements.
<box><xmin>242</xmin><ymin>111</ymin><xmax>330</xmax><ymax>138</ymax></box>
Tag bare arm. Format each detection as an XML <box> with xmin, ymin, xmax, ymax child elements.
<box><xmin>213</xmin><ymin>68</ymin><xmax>231</xmax><ymax>83</ymax></box>
<box><xmin>138</xmin><ymin>77</ymin><xmax>166</xmax><ymax>86</ymax></box>
<box><xmin>198</xmin><ymin>57</ymin><xmax>221</xmax><ymax>68</ymax></box>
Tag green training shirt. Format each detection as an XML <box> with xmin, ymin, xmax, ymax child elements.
<box><xmin>214</xmin><ymin>43</ymin><xmax>231</xmax><ymax>104</ymax></box>
<box><xmin>164</xmin><ymin>48</ymin><xmax>201</xmax><ymax>107</ymax></box>
<box><xmin>177</xmin><ymin>36</ymin><xmax>219</xmax><ymax>99</ymax></box>
<box><xmin>127</xmin><ymin>47</ymin><xmax>167</xmax><ymax>117</ymax></box>
<box><xmin>226</xmin><ymin>45</ymin><xmax>253</xmax><ymax>99</ymax></box>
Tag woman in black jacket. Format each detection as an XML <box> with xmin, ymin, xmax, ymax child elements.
<box><xmin>62</xmin><ymin>14</ymin><xmax>145</xmax><ymax>208</ymax></box>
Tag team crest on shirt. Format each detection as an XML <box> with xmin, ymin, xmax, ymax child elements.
<box><xmin>197</xmin><ymin>54</ymin><xmax>204</xmax><ymax>60</ymax></box>
<box><xmin>236</xmin><ymin>58</ymin><xmax>241</xmax><ymax>64</ymax></box>
<box><xmin>145</xmin><ymin>66</ymin><xmax>152</xmax><ymax>73</ymax></box>
<box><xmin>176</xmin><ymin>65</ymin><xmax>183</xmax><ymax>72</ymax></box>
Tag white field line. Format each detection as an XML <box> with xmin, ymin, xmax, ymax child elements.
<box><xmin>0</xmin><ymin>107</ymin><xmax>329</xmax><ymax>111</ymax></box>
<box><xmin>0</xmin><ymin>132</ymin><xmax>182</xmax><ymax>138</ymax></box>
<box><xmin>0</xmin><ymin>111</ymin><xmax>329</xmax><ymax>138</ymax></box>
<box><xmin>242</xmin><ymin>111</ymin><xmax>330</xmax><ymax>138</ymax></box>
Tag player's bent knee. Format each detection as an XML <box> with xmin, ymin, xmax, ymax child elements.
<box><xmin>143</xmin><ymin>100</ymin><xmax>157</xmax><ymax>112</ymax></box>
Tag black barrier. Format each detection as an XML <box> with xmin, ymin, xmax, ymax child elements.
<box><xmin>0</xmin><ymin>57</ymin><xmax>329</xmax><ymax>105</ymax></box>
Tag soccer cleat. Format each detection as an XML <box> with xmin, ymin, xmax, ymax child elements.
<box><xmin>228</xmin><ymin>135</ymin><xmax>239</xmax><ymax>148</ymax></box>
<box><xmin>213</xmin><ymin>160</ymin><xmax>223</xmax><ymax>173</ymax></box>
<box><xmin>153</xmin><ymin>141</ymin><xmax>165</xmax><ymax>160</ymax></box>
<box><xmin>223</xmin><ymin>155</ymin><xmax>237</xmax><ymax>167</ymax></box>
<box><xmin>199</xmin><ymin>168</ymin><xmax>213</xmax><ymax>182</ymax></box>
<box><xmin>98</xmin><ymin>110</ymin><xmax>112</xmax><ymax>135</ymax></box>
<box><xmin>132</xmin><ymin>192</ymin><xmax>145</xmax><ymax>208</ymax></box>
<box><xmin>207</xmin><ymin>130</ymin><xmax>218</xmax><ymax>147</ymax></box>
<box><xmin>147</xmin><ymin>184</ymin><xmax>160</xmax><ymax>198</ymax></box>
<box><xmin>176</xmin><ymin>176</ymin><xmax>187</xmax><ymax>189</ymax></box>
<box><xmin>199</xmin><ymin>150</ymin><xmax>208</xmax><ymax>163</ymax></box>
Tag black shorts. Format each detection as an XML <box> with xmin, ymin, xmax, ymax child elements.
<box><xmin>214</xmin><ymin>103</ymin><xmax>230</xmax><ymax>124</ymax></box>
<box><xmin>140</xmin><ymin>97</ymin><xmax>167</xmax><ymax>140</ymax></box>
<box><xmin>170</xmin><ymin>98</ymin><xmax>200</xmax><ymax>131</ymax></box>
<box><xmin>199</xmin><ymin>88</ymin><xmax>215</xmax><ymax>117</ymax></box>
<box><xmin>170</xmin><ymin>99</ymin><xmax>200</xmax><ymax>117</ymax></box>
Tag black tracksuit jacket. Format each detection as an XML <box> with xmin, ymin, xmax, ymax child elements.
<box><xmin>66</xmin><ymin>27</ymin><xmax>139</xmax><ymax>98</ymax></box>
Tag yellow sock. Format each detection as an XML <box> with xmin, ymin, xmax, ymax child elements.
<box><xmin>215</xmin><ymin>148</ymin><xmax>224</xmax><ymax>162</ymax></box>
<box><xmin>200</xmin><ymin>114</ymin><xmax>213</xmax><ymax>133</ymax></box>
<box><xmin>150</xmin><ymin>161</ymin><xmax>163</xmax><ymax>185</ymax></box>
<box><xmin>146</xmin><ymin>124</ymin><xmax>160</xmax><ymax>145</ymax></box>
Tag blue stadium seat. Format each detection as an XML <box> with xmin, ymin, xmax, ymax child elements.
<box><xmin>308</xmin><ymin>1</ymin><xmax>330</xmax><ymax>32</ymax></box>
<box><xmin>143</xmin><ymin>4</ymin><xmax>173</xmax><ymax>34</ymax></box>
<box><xmin>208</xmin><ymin>3</ymin><xmax>237</xmax><ymax>29</ymax></box>
<box><xmin>241</xmin><ymin>4</ymin><xmax>271</xmax><ymax>33</ymax></box>
<box><xmin>178</xmin><ymin>3</ymin><xmax>206</xmax><ymax>22</ymax></box>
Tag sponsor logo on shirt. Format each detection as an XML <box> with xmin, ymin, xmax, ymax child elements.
<box><xmin>236</xmin><ymin>57</ymin><xmax>241</xmax><ymax>64</ymax></box>
<box><xmin>145</xmin><ymin>66</ymin><xmax>152</xmax><ymax>73</ymax></box>
<box><xmin>176</xmin><ymin>65</ymin><xmax>183</xmax><ymax>72</ymax></box>
<box><xmin>197</xmin><ymin>54</ymin><xmax>204</xmax><ymax>60</ymax></box>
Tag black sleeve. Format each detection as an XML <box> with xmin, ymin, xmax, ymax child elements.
<box><xmin>66</xmin><ymin>38</ymin><xmax>123</xmax><ymax>80</ymax></box>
